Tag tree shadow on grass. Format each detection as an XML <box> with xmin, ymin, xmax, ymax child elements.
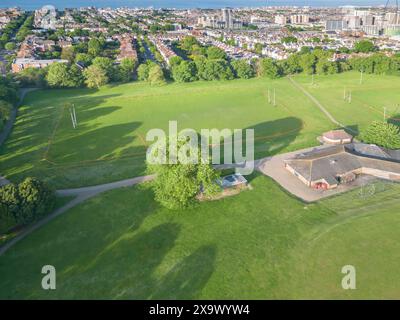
<box><xmin>49</xmin><ymin>121</ymin><xmax>144</xmax><ymax>163</ymax></box>
<box><xmin>344</xmin><ymin>124</ymin><xmax>359</xmax><ymax>136</ymax></box>
<box><xmin>69</xmin><ymin>222</ymin><xmax>181</xmax><ymax>299</ymax></box>
<box><xmin>0</xmin><ymin>93</ymin><xmax>124</xmax><ymax>168</ymax></box>
<box><xmin>150</xmin><ymin>245</ymin><xmax>217</xmax><ymax>300</ymax></box>
<box><xmin>388</xmin><ymin>114</ymin><xmax>400</xmax><ymax>127</ymax></box>
<box><xmin>54</xmin><ymin>183</ymin><xmax>217</xmax><ymax>299</ymax></box>
<box><xmin>209</xmin><ymin>117</ymin><xmax>303</xmax><ymax>183</ymax></box>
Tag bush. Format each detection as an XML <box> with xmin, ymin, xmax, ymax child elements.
<box><xmin>360</xmin><ymin>121</ymin><xmax>400</xmax><ymax>149</ymax></box>
<box><xmin>17</xmin><ymin>177</ymin><xmax>56</xmax><ymax>224</ymax></box>
<box><xmin>0</xmin><ymin>177</ymin><xmax>55</xmax><ymax>230</ymax></box>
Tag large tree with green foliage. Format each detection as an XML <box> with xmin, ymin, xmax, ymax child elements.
<box><xmin>299</xmin><ymin>53</ymin><xmax>317</xmax><ymax>75</ymax></box>
<box><xmin>87</xmin><ymin>38</ymin><xmax>104</xmax><ymax>57</ymax></box>
<box><xmin>148</xmin><ymin>64</ymin><xmax>166</xmax><ymax>86</ymax></box>
<box><xmin>257</xmin><ymin>58</ymin><xmax>282</xmax><ymax>79</ymax></box>
<box><xmin>171</xmin><ymin>60</ymin><xmax>197</xmax><ymax>82</ymax></box>
<box><xmin>231</xmin><ymin>60</ymin><xmax>255</xmax><ymax>79</ymax></box>
<box><xmin>83</xmin><ymin>65</ymin><xmax>109</xmax><ymax>88</ymax></box>
<box><xmin>92</xmin><ymin>56</ymin><xmax>115</xmax><ymax>80</ymax></box>
<box><xmin>15</xmin><ymin>67</ymin><xmax>47</xmax><ymax>87</ymax></box>
<box><xmin>360</xmin><ymin>121</ymin><xmax>400</xmax><ymax>149</ymax></box>
<box><xmin>117</xmin><ymin>57</ymin><xmax>137</xmax><ymax>83</ymax></box>
<box><xmin>147</xmin><ymin>135</ymin><xmax>220</xmax><ymax>209</ymax></box>
<box><xmin>137</xmin><ymin>63</ymin><xmax>150</xmax><ymax>81</ymax></box>
<box><xmin>46</xmin><ymin>63</ymin><xmax>72</xmax><ymax>87</ymax></box>
<box><xmin>354</xmin><ymin>40</ymin><xmax>376</xmax><ymax>53</ymax></box>
<box><xmin>46</xmin><ymin>63</ymin><xmax>83</xmax><ymax>88</ymax></box>
<box><xmin>200</xmin><ymin>59</ymin><xmax>234</xmax><ymax>81</ymax></box>
<box><xmin>206</xmin><ymin>46</ymin><xmax>227</xmax><ymax>60</ymax></box>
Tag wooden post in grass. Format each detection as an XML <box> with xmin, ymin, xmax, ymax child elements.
<box><xmin>343</xmin><ymin>87</ymin><xmax>346</xmax><ymax>101</ymax></box>
<box><xmin>268</xmin><ymin>88</ymin><xmax>271</xmax><ymax>104</ymax></box>
<box><xmin>273</xmin><ymin>88</ymin><xmax>276</xmax><ymax>106</ymax></box>
<box><xmin>360</xmin><ymin>69</ymin><xmax>364</xmax><ymax>85</ymax></box>
<box><xmin>384</xmin><ymin>107</ymin><xmax>387</xmax><ymax>121</ymax></box>
<box><xmin>348</xmin><ymin>91</ymin><xmax>352</xmax><ymax>104</ymax></box>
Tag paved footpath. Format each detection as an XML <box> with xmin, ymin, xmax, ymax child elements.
<box><xmin>0</xmin><ymin>175</ymin><xmax>155</xmax><ymax>256</ymax></box>
<box><xmin>0</xmin><ymin>82</ymin><xmax>357</xmax><ymax>255</ymax></box>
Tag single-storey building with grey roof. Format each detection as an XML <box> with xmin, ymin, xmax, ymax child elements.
<box><xmin>285</xmin><ymin>143</ymin><xmax>400</xmax><ymax>190</ymax></box>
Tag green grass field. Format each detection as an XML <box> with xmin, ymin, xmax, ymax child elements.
<box><xmin>0</xmin><ymin>77</ymin><xmax>332</xmax><ymax>188</ymax></box>
<box><xmin>2</xmin><ymin>72</ymin><xmax>399</xmax><ymax>189</ymax></box>
<box><xmin>1</xmin><ymin>73</ymin><xmax>400</xmax><ymax>299</ymax></box>
<box><xmin>0</xmin><ymin>175</ymin><xmax>399</xmax><ymax>299</ymax></box>
<box><xmin>295</xmin><ymin>71</ymin><xmax>400</xmax><ymax>133</ymax></box>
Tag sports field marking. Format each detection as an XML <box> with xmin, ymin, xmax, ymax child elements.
<box><xmin>42</xmin><ymin>104</ymin><xmax>66</xmax><ymax>161</ymax></box>
<box><xmin>41</xmin><ymin>123</ymin><xmax>304</xmax><ymax>167</ymax></box>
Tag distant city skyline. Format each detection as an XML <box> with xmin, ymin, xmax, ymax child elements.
<box><xmin>0</xmin><ymin>0</ymin><xmax>397</xmax><ymax>10</ymax></box>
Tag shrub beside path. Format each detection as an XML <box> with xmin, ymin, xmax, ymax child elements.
<box><xmin>0</xmin><ymin>174</ymin><xmax>155</xmax><ymax>256</ymax></box>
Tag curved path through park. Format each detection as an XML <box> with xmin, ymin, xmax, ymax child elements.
<box><xmin>0</xmin><ymin>79</ymin><xmax>357</xmax><ymax>255</ymax></box>
<box><xmin>0</xmin><ymin>175</ymin><xmax>155</xmax><ymax>256</ymax></box>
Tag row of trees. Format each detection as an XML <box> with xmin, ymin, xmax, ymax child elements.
<box><xmin>14</xmin><ymin>36</ymin><xmax>400</xmax><ymax>90</ymax></box>
<box><xmin>166</xmin><ymin>37</ymin><xmax>400</xmax><ymax>84</ymax></box>
<box><xmin>17</xmin><ymin>56</ymin><xmax>137</xmax><ymax>89</ymax></box>
<box><xmin>0</xmin><ymin>178</ymin><xmax>55</xmax><ymax>233</ymax></box>
<box><xmin>161</xmin><ymin>37</ymin><xmax>395</xmax><ymax>84</ymax></box>
<box><xmin>168</xmin><ymin>37</ymin><xmax>239</xmax><ymax>82</ymax></box>
<box><xmin>0</xmin><ymin>13</ymin><xmax>30</xmax><ymax>49</ymax></box>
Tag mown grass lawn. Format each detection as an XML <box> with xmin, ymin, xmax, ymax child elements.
<box><xmin>294</xmin><ymin>71</ymin><xmax>400</xmax><ymax>133</ymax></box>
<box><xmin>0</xmin><ymin>77</ymin><xmax>332</xmax><ymax>188</ymax></box>
<box><xmin>0</xmin><ymin>175</ymin><xmax>399</xmax><ymax>299</ymax></box>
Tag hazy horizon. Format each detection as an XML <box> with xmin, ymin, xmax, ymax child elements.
<box><xmin>0</xmin><ymin>0</ymin><xmax>395</xmax><ymax>10</ymax></box>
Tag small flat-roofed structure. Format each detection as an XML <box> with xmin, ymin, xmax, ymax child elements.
<box><xmin>322</xmin><ymin>129</ymin><xmax>353</xmax><ymax>145</ymax></box>
<box><xmin>218</xmin><ymin>174</ymin><xmax>248</xmax><ymax>190</ymax></box>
